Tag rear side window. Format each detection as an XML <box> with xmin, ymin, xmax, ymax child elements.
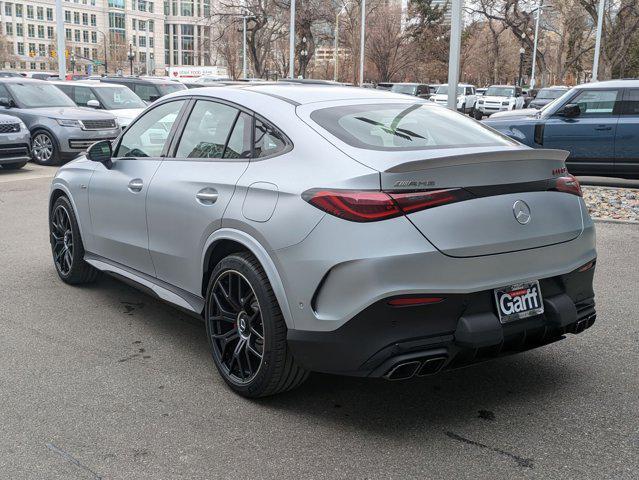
<box><xmin>310</xmin><ymin>103</ymin><xmax>515</xmax><ymax>151</ymax></box>
<box><xmin>175</xmin><ymin>100</ymin><xmax>238</xmax><ymax>159</ymax></box>
<box><xmin>622</xmin><ymin>89</ymin><xmax>639</xmax><ymax>115</ymax></box>
<box><xmin>254</xmin><ymin>119</ymin><xmax>288</xmax><ymax>158</ymax></box>
<box><xmin>224</xmin><ymin>112</ymin><xmax>252</xmax><ymax>159</ymax></box>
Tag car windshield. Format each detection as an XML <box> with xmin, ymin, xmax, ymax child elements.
<box><xmin>93</xmin><ymin>86</ymin><xmax>146</xmax><ymax>109</ymax></box>
<box><xmin>435</xmin><ymin>85</ymin><xmax>463</xmax><ymax>95</ymax></box>
<box><xmin>311</xmin><ymin>103</ymin><xmax>516</xmax><ymax>151</ymax></box>
<box><xmin>486</xmin><ymin>87</ymin><xmax>515</xmax><ymax>97</ymax></box>
<box><xmin>535</xmin><ymin>88</ymin><xmax>566</xmax><ymax>100</ymax></box>
<box><xmin>7</xmin><ymin>82</ymin><xmax>76</xmax><ymax>108</ymax></box>
<box><xmin>157</xmin><ymin>83</ymin><xmax>187</xmax><ymax>95</ymax></box>
<box><xmin>391</xmin><ymin>84</ymin><xmax>417</xmax><ymax>95</ymax></box>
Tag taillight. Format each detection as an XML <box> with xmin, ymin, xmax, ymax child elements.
<box><xmin>389</xmin><ymin>189</ymin><xmax>472</xmax><ymax>213</ymax></box>
<box><xmin>303</xmin><ymin>188</ymin><xmax>470</xmax><ymax>222</ymax></box>
<box><xmin>302</xmin><ymin>190</ymin><xmax>402</xmax><ymax>222</ymax></box>
<box><xmin>552</xmin><ymin>175</ymin><xmax>582</xmax><ymax>197</ymax></box>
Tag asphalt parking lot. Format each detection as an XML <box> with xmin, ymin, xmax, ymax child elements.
<box><xmin>1</xmin><ymin>164</ymin><xmax>638</xmax><ymax>480</ymax></box>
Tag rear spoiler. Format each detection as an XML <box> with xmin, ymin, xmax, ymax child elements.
<box><xmin>385</xmin><ymin>149</ymin><xmax>570</xmax><ymax>173</ymax></box>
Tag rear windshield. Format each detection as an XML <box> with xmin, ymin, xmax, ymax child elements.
<box><xmin>486</xmin><ymin>86</ymin><xmax>515</xmax><ymax>97</ymax></box>
<box><xmin>310</xmin><ymin>103</ymin><xmax>515</xmax><ymax>151</ymax></box>
<box><xmin>535</xmin><ymin>88</ymin><xmax>566</xmax><ymax>100</ymax></box>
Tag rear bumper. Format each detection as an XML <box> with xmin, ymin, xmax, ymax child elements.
<box><xmin>287</xmin><ymin>264</ymin><xmax>596</xmax><ymax>378</ymax></box>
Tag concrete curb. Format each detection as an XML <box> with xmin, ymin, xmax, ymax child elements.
<box><xmin>592</xmin><ymin>218</ymin><xmax>639</xmax><ymax>225</ymax></box>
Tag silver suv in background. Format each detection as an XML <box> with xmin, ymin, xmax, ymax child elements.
<box><xmin>51</xmin><ymin>81</ymin><xmax>146</xmax><ymax>129</ymax></box>
<box><xmin>0</xmin><ymin>113</ymin><xmax>30</xmax><ymax>170</ymax></box>
<box><xmin>0</xmin><ymin>78</ymin><xmax>120</xmax><ymax>165</ymax></box>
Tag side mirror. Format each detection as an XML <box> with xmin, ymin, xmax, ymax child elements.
<box><xmin>0</xmin><ymin>97</ymin><xmax>14</xmax><ymax>108</ymax></box>
<box><xmin>87</xmin><ymin>140</ymin><xmax>113</xmax><ymax>168</ymax></box>
<box><xmin>561</xmin><ymin>103</ymin><xmax>581</xmax><ymax>118</ymax></box>
<box><xmin>86</xmin><ymin>99</ymin><xmax>100</xmax><ymax>108</ymax></box>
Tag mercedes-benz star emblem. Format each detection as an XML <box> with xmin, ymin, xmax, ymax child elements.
<box><xmin>513</xmin><ymin>200</ymin><xmax>531</xmax><ymax>225</ymax></box>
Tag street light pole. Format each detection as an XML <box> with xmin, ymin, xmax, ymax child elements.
<box><xmin>55</xmin><ymin>0</ymin><xmax>66</xmax><ymax>80</ymax></box>
<box><xmin>243</xmin><ymin>16</ymin><xmax>248</xmax><ymax>79</ymax></box>
<box><xmin>518</xmin><ymin>47</ymin><xmax>525</xmax><ymax>86</ymax></box>
<box><xmin>592</xmin><ymin>0</ymin><xmax>606</xmax><ymax>82</ymax></box>
<box><xmin>289</xmin><ymin>0</ymin><xmax>296</xmax><ymax>78</ymax></box>
<box><xmin>530</xmin><ymin>0</ymin><xmax>542</xmax><ymax>90</ymax></box>
<box><xmin>333</xmin><ymin>12</ymin><xmax>339</xmax><ymax>82</ymax></box>
<box><xmin>447</xmin><ymin>0</ymin><xmax>462</xmax><ymax>111</ymax></box>
<box><xmin>359</xmin><ymin>0</ymin><xmax>366</xmax><ymax>86</ymax></box>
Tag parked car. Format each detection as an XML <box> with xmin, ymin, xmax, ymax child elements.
<box><xmin>522</xmin><ymin>88</ymin><xmax>538</xmax><ymax>107</ymax></box>
<box><xmin>474</xmin><ymin>85</ymin><xmax>525</xmax><ymax>119</ymax></box>
<box><xmin>99</xmin><ymin>76</ymin><xmax>187</xmax><ymax>104</ymax></box>
<box><xmin>51</xmin><ymin>80</ymin><xmax>146</xmax><ymax>129</ymax></box>
<box><xmin>376</xmin><ymin>82</ymin><xmax>394</xmax><ymax>91</ymax></box>
<box><xmin>0</xmin><ymin>72</ymin><xmax>24</xmax><ymax>78</ymax></box>
<box><xmin>48</xmin><ymin>85</ymin><xmax>596</xmax><ymax>397</ymax></box>
<box><xmin>483</xmin><ymin>79</ymin><xmax>639</xmax><ymax>178</ymax></box>
<box><xmin>430</xmin><ymin>84</ymin><xmax>477</xmax><ymax>114</ymax></box>
<box><xmin>0</xmin><ymin>113</ymin><xmax>30</xmax><ymax>170</ymax></box>
<box><xmin>527</xmin><ymin>86</ymin><xmax>570</xmax><ymax>109</ymax></box>
<box><xmin>389</xmin><ymin>83</ymin><xmax>432</xmax><ymax>99</ymax></box>
<box><xmin>0</xmin><ymin>78</ymin><xmax>119</xmax><ymax>165</ymax></box>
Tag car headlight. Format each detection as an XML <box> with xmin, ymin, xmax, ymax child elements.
<box><xmin>56</xmin><ymin>119</ymin><xmax>82</xmax><ymax>128</ymax></box>
<box><xmin>17</xmin><ymin>120</ymin><xmax>27</xmax><ymax>130</ymax></box>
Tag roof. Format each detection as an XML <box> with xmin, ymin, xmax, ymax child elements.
<box><xmin>230</xmin><ymin>83</ymin><xmax>419</xmax><ymax>105</ymax></box>
<box><xmin>575</xmin><ymin>79</ymin><xmax>639</xmax><ymax>88</ymax></box>
<box><xmin>0</xmin><ymin>77</ymin><xmax>43</xmax><ymax>84</ymax></box>
<box><xmin>101</xmin><ymin>76</ymin><xmax>177</xmax><ymax>84</ymax></box>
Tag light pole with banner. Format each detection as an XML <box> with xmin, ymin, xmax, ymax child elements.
<box><xmin>592</xmin><ymin>0</ymin><xmax>606</xmax><ymax>81</ymax></box>
<box><xmin>359</xmin><ymin>0</ymin><xmax>366</xmax><ymax>86</ymax></box>
<box><xmin>289</xmin><ymin>0</ymin><xmax>296</xmax><ymax>78</ymax></box>
<box><xmin>55</xmin><ymin>0</ymin><xmax>66</xmax><ymax>80</ymax></box>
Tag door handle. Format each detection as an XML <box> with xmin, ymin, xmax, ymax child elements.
<box><xmin>128</xmin><ymin>178</ymin><xmax>144</xmax><ymax>192</ymax></box>
<box><xmin>196</xmin><ymin>188</ymin><xmax>219</xmax><ymax>205</ymax></box>
<box><xmin>595</xmin><ymin>126</ymin><xmax>612</xmax><ymax>131</ymax></box>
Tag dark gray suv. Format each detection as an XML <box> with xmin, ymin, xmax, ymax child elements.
<box><xmin>0</xmin><ymin>78</ymin><xmax>120</xmax><ymax>166</ymax></box>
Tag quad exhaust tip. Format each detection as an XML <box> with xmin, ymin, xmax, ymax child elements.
<box><xmin>384</xmin><ymin>356</ymin><xmax>448</xmax><ymax>381</ymax></box>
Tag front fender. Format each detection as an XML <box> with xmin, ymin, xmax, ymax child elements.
<box><xmin>201</xmin><ymin>228</ymin><xmax>295</xmax><ymax>329</ymax></box>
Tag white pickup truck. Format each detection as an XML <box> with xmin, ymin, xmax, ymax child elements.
<box><xmin>474</xmin><ymin>85</ymin><xmax>525</xmax><ymax>119</ymax></box>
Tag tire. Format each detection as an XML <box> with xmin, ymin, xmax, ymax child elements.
<box><xmin>0</xmin><ymin>161</ymin><xmax>27</xmax><ymax>170</ymax></box>
<box><xmin>205</xmin><ymin>252</ymin><xmax>308</xmax><ymax>397</ymax></box>
<box><xmin>31</xmin><ymin>130</ymin><xmax>61</xmax><ymax>166</ymax></box>
<box><xmin>474</xmin><ymin>109</ymin><xmax>483</xmax><ymax>120</ymax></box>
<box><xmin>50</xmin><ymin>195</ymin><xmax>100</xmax><ymax>284</ymax></box>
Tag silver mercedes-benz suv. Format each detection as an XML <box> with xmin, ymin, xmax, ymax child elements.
<box><xmin>0</xmin><ymin>78</ymin><xmax>120</xmax><ymax>165</ymax></box>
<box><xmin>48</xmin><ymin>85</ymin><xmax>597</xmax><ymax>397</ymax></box>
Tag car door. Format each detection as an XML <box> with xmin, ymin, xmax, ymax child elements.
<box><xmin>542</xmin><ymin>88</ymin><xmax>621</xmax><ymax>175</ymax></box>
<box><xmin>88</xmin><ymin>99</ymin><xmax>187</xmax><ymax>275</ymax></box>
<box><xmin>146</xmin><ymin>98</ymin><xmax>251</xmax><ymax>294</ymax></box>
<box><xmin>615</xmin><ymin>88</ymin><xmax>639</xmax><ymax>176</ymax></box>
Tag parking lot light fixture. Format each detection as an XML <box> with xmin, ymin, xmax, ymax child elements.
<box><xmin>447</xmin><ymin>0</ymin><xmax>462</xmax><ymax>111</ymax></box>
<box><xmin>592</xmin><ymin>0</ymin><xmax>606</xmax><ymax>82</ymax></box>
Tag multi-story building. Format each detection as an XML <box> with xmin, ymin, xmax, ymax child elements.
<box><xmin>0</xmin><ymin>0</ymin><xmax>214</xmax><ymax>74</ymax></box>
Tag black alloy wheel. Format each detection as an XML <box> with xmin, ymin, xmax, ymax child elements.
<box><xmin>51</xmin><ymin>204</ymin><xmax>74</xmax><ymax>276</ymax></box>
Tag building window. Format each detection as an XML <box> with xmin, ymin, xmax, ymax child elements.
<box><xmin>37</xmin><ymin>25</ymin><xmax>44</xmax><ymax>38</ymax></box>
<box><xmin>139</xmin><ymin>36</ymin><xmax>146</xmax><ymax>47</ymax></box>
<box><xmin>108</xmin><ymin>12</ymin><xmax>126</xmax><ymax>42</ymax></box>
<box><xmin>29</xmin><ymin>43</ymin><xmax>36</xmax><ymax>55</ymax></box>
<box><xmin>74</xmin><ymin>12</ymin><xmax>80</xmax><ymax>24</ymax></box>
<box><xmin>75</xmin><ymin>30</ymin><xmax>81</xmax><ymax>42</ymax></box>
<box><xmin>139</xmin><ymin>20</ymin><xmax>146</xmax><ymax>31</ymax></box>
<box><xmin>181</xmin><ymin>0</ymin><xmax>194</xmax><ymax>16</ymax></box>
<box><xmin>83</xmin><ymin>31</ymin><xmax>89</xmax><ymax>42</ymax></box>
<box><xmin>92</xmin><ymin>48</ymin><xmax>98</xmax><ymax>58</ymax></box>
<box><xmin>38</xmin><ymin>44</ymin><xmax>46</xmax><ymax>56</ymax></box>
<box><xmin>16</xmin><ymin>23</ymin><xmax>23</xmax><ymax>36</ymax></box>
<box><xmin>84</xmin><ymin>47</ymin><xmax>90</xmax><ymax>58</ymax></box>
<box><xmin>17</xmin><ymin>42</ymin><xmax>24</xmax><ymax>55</ymax></box>
<box><xmin>82</xmin><ymin>13</ymin><xmax>88</xmax><ymax>25</ymax></box>
<box><xmin>108</xmin><ymin>0</ymin><xmax>125</xmax><ymax>8</ymax></box>
<box><xmin>149</xmin><ymin>37</ymin><xmax>154</xmax><ymax>48</ymax></box>
<box><xmin>16</xmin><ymin>4</ymin><xmax>23</xmax><ymax>18</ymax></box>
<box><xmin>132</xmin><ymin>35</ymin><xmax>136</xmax><ymax>46</ymax></box>
<box><xmin>3</xmin><ymin>3</ymin><xmax>11</xmax><ymax>17</ymax></box>
<box><xmin>47</xmin><ymin>8</ymin><xmax>53</xmax><ymax>21</ymax></box>
<box><xmin>47</xmin><ymin>26</ymin><xmax>54</xmax><ymax>39</ymax></box>
<box><xmin>65</xmin><ymin>11</ymin><xmax>71</xmax><ymax>23</ymax></box>
<box><xmin>28</xmin><ymin>25</ymin><xmax>35</xmax><ymax>38</ymax></box>
<box><xmin>66</xmin><ymin>28</ymin><xmax>72</xmax><ymax>40</ymax></box>
<box><xmin>37</xmin><ymin>6</ymin><xmax>44</xmax><ymax>20</ymax></box>
<box><xmin>5</xmin><ymin>23</ymin><xmax>13</xmax><ymax>36</ymax></box>
<box><xmin>27</xmin><ymin>5</ymin><xmax>33</xmax><ymax>19</ymax></box>
<box><xmin>132</xmin><ymin>19</ymin><xmax>136</xmax><ymax>30</ymax></box>
<box><xmin>139</xmin><ymin>52</ymin><xmax>146</xmax><ymax>62</ymax></box>
<box><xmin>91</xmin><ymin>31</ymin><xmax>97</xmax><ymax>43</ymax></box>
<box><xmin>148</xmin><ymin>20</ymin><xmax>154</xmax><ymax>32</ymax></box>
<box><xmin>149</xmin><ymin>1</ymin><xmax>154</xmax><ymax>13</ymax></box>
